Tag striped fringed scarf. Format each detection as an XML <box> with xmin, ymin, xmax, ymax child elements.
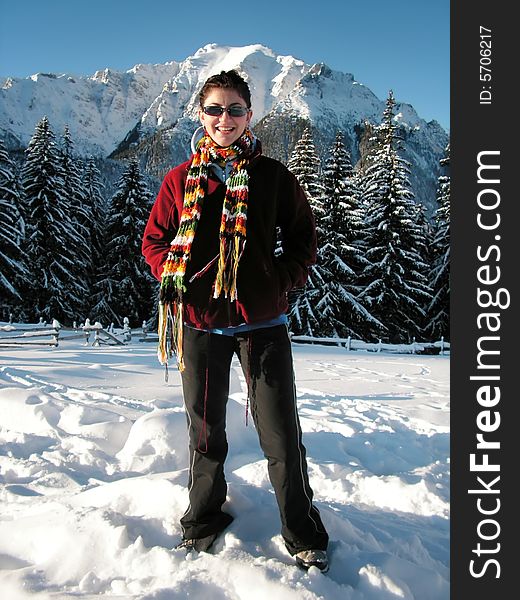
<box><xmin>157</xmin><ymin>127</ymin><xmax>255</xmax><ymax>372</ymax></box>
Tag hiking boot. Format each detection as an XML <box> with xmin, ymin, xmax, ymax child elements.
<box><xmin>176</xmin><ymin>533</ymin><xmax>218</xmax><ymax>553</ymax></box>
<box><xmin>295</xmin><ymin>549</ymin><xmax>329</xmax><ymax>572</ymax></box>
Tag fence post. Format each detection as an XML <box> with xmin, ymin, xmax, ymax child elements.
<box><xmin>83</xmin><ymin>318</ymin><xmax>91</xmax><ymax>345</ymax></box>
<box><xmin>346</xmin><ymin>336</ymin><xmax>351</xmax><ymax>351</ymax></box>
<box><xmin>440</xmin><ymin>336</ymin><xmax>445</xmax><ymax>355</ymax></box>
<box><xmin>378</xmin><ymin>339</ymin><xmax>382</xmax><ymax>352</ymax></box>
<box><xmin>51</xmin><ymin>319</ymin><xmax>61</xmax><ymax>347</ymax></box>
<box><xmin>123</xmin><ymin>317</ymin><xmax>131</xmax><ymax>342</ymax></box>
<box><xmin>142</xmin><ymin>320</ymin><xmax>148</xmax><ymax>339</ymax></box>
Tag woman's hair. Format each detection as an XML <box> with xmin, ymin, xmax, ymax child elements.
<box><xmin>199</xmin><ymin>70</ymin><xmax>252</xmax><ymax>108</ymax></box>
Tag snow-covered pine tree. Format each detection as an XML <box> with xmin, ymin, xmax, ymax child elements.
<box><xmin>21</xmin><ymin>117</ymin><xmax>87</xmax><ymax>324</ymax></box>
<box><xmin>286</xmin><ymin>126</ymin><xmax>328</xmax><ymax>336</ymax></box>
<box><xmin>414</xmin><ymin>197</ymin><xmax>436</xmax><ymax>334</ymax></box>
<box><xmin>81</xmin><ymin>156</ymin><xmax>110</xmax><ymax>317</ymax></box>
<box><xmin>287</xmin><ymin>125</ymin><xmax>325</xmax><ymax>220</ymax></box>
<box><xmin>315</xmin><ymin>132</ymin><xmax>381</xmax><ymax>338</ymax></box>
<box><xmin>0</xmin><ymin>139</ymin><xmax>28</xmax><ymax>316</ymax></box>
<box><xmin>427</xmin><ymin>143</ymin><xmax>450</xmax><ymax>340</ymax></box>
<box><xmin>96</xmin><ymin>158</ymin><xmax>156</xmax><ymax>326</ymax></box>
<box><xmin>322</xmin><ymin>132</ymin><xmax>357</xmax><ymax>234</ymax></box>
<box><xmin>59</xmin><ymin>126</ymin><xmax>91</xmax><ymax>318</ymax></box>
<box><xmin>357</xmin><ymin>91</ymin><xmax>432</xmax><ymax>343</ymax></box>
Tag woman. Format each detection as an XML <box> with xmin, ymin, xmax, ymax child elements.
<box><xmin>142</xmin><ymin>70</ymin><xmax>329</xmax><ymax>572</ymax></box>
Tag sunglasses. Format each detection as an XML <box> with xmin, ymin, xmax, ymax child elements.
<box><xmin>202</xmin><ymin>105</ymin><xmax>249</xmax><ymax>117</ymax></box>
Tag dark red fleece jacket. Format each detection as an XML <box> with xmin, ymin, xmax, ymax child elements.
<box><xmin>142</xmin><ymin>152</ymin><xmax>317</xmax><ymax>330</ymax></box>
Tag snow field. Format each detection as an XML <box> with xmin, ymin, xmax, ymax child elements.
<box><xmin>0</xmin><ymin>340</ymin><xmax>449</xmax><ymax>599</ymax></box>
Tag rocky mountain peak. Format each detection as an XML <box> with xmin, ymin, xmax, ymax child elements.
<box><xmin>0</xmin><ymin>43</ymin><xmax>448</xmax><ymax>212</ymax></box>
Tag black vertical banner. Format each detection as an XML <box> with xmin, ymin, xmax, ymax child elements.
<box><xmin>451</xmin><ymin>1</ymin><xmax>514</xmax><ymax>598</ymax></box>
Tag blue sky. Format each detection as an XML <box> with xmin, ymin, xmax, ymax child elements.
<box><xmin>0</xmin><ymin>0</ymin><xmax>449</xmax><ymax>131</ymax></box>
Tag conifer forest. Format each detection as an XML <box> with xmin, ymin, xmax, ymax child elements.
<box><xmin>0</xmin><ymin>92</ymin><xmax>450</xmax><ymax>343</ymax></box>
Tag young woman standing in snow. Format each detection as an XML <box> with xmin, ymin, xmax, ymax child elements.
<box><xmin>142</xmin><ymin>70</ymin><xmax>329</xmax><ymax>571</ymax></box>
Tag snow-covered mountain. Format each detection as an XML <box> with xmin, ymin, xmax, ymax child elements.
<box><xmin>0</xmin><ymin>44</ymin><xmax>309</xmax><ymax>156</ymax></box>
<box><xmin>0</xmin><ymin>43</ymin><xmax>448</xmax><ymax>211</ymax></box>
<box><xmin>0</xmin><ymin>60</ymin><xmax>181</xmax><ymax>156</ymax></box>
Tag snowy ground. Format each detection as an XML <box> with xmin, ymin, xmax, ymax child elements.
<box><xmin>0</xmin><ymin>333</ymin><xmax>449</xmax><ymax>599</ymax></box>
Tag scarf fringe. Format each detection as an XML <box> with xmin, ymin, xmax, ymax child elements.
<box><xmin>157</xmin><ymin>301</ymin><xmax>172</xmax><ymax>366</ymax></box>
<box><xmin>157</xmin><ymin>298</ymin><xmax>185</xmax><ymax>373</ymax></box>
<box><xmin>213</xmin><ymin>236</ymin><xmax>246</xmax><ymax>301</ymax></box>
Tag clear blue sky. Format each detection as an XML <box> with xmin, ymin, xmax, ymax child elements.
<box><xmin>0</xmin><ymin>0</ymin><xmax>449</xmax><ymax>131</ymax></box>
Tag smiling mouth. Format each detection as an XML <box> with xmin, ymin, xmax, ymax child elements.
<box><xmin>217</xmin><ymin>127</ymin><xmax>235</xmax><ymax>133</ymax></box>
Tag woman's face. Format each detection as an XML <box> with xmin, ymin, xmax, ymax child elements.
<box><xmin>199</xmin><ymin>88</ymin><xmax>252</xmax><ymax>147</ymax></box>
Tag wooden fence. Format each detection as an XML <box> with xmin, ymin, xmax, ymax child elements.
<box><xmin>0</xmin><ymin>318</ymin><xmax>132</xmax><ymax>348</ymax></box>
<box><xmin>0</xmin><ymin>320</ymin><xmax>60</xmax><ymax>348</ymax></box>
<box><xmin>1</xmin><ymin>319</ymin><xmax>449</xmax><ymax>355</ymax></box>
<box><xmin>291</xmin><ymin>335</ymin><xmax>450</xmax><ymax>355</ymax></box>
